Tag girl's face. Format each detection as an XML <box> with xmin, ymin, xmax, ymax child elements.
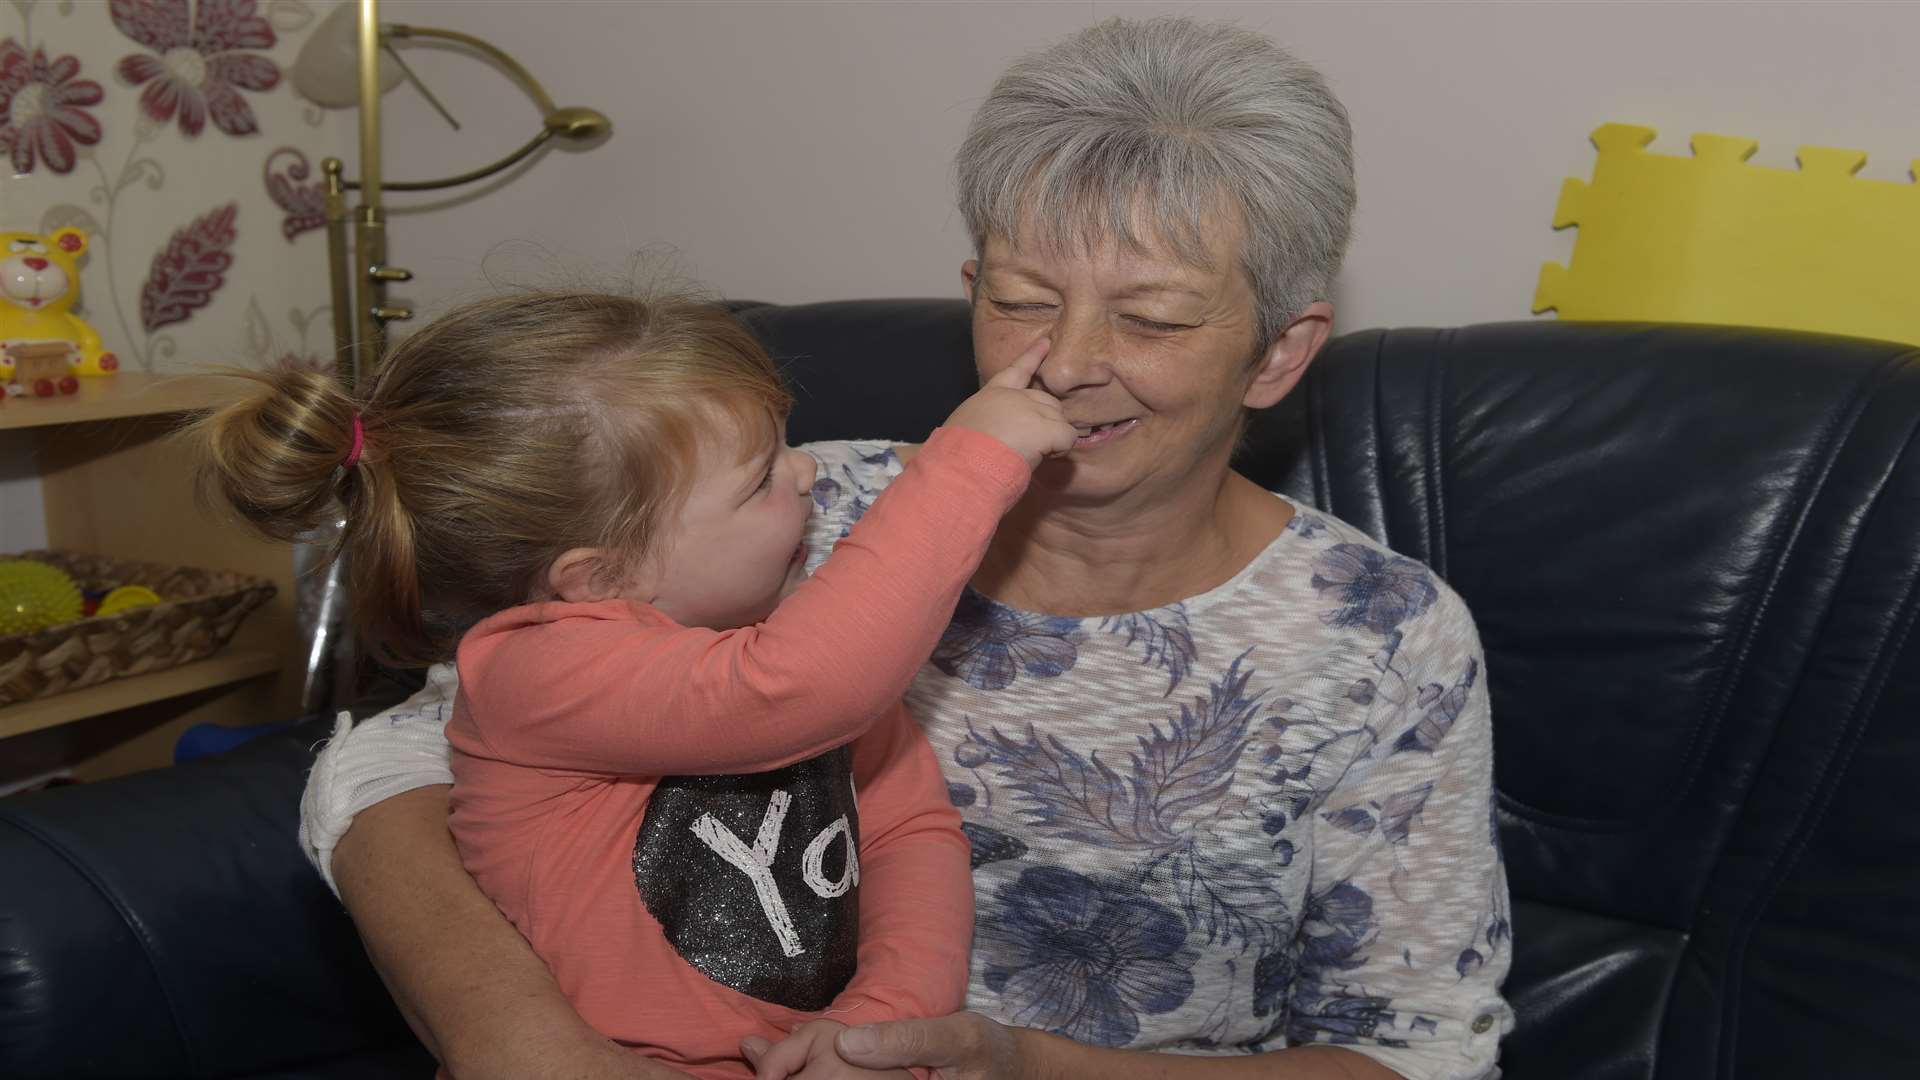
<box><xmin>636</xmin><ymin>419</ymin><xmax>818</xmax><ymax>630</ymax></box>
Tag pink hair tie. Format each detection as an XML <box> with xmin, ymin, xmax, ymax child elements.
<box><xmin>342</xmin><ymin>413</ymin><xmax>365</xmax><ymax>470</ymax></box>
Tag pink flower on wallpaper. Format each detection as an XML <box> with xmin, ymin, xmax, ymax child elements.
<box><xmin>112</xmin><ymin>0</ymin><xmax>280</xmax><ymax>138</ymax></box>
<box><xmin>142</xmin><ymin>201</ymin><xmax>238</xmax><ymax>332</ymax></box>
<box><xmin>0</xmin><ymin>40</ymin><xmax>105</xmax><ymax>174</ymax></box>
<box><xmin>265</xmin><ymin>147</ymin><xmax>326</xmax><ymax>241</ymax></box>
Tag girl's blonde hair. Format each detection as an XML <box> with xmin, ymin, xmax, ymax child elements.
<box><xmin>191</xmin><ymin>290</ymin><xmax>791</xmax><ymax>664</ymax></box>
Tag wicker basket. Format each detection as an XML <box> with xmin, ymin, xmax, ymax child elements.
<box><xmin>0</xmin><ymin>551</ymin><xmax>277</xmax><ymax>708</ymax></box>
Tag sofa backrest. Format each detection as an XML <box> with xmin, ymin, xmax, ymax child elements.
<box><xmin>740</xmin><ymin>301</ymin><xmax>1920</xmax><ymax>1079</ymax></box>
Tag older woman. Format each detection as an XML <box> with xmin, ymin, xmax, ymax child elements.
<box><xmin>309</xmin><ymin>16</ymin><xmax>1510</xmax><ymax>1080</ymax></box>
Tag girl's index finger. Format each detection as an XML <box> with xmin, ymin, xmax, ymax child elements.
<box><xmin>986</xmin><ymin>336</ymin><xmax>1050</xmax><ymax>388</ymax></box>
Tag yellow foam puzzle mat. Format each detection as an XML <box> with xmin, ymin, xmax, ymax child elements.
<box><xmin>1533</xmin><ymin>122</ymin><xmax>1920</xmax><ymax>347</ymax></box>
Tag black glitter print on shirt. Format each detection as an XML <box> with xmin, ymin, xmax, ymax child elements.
<box><xmin>631</xmin><ymin>746</ymin><xmax>860</xmax><ymax>1009</ymax></box>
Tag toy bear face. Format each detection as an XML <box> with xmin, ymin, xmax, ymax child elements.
<box><xmin>1</xmin><ymin>228</ymin><xmax>87</xmax><ymax>315</ymax></box>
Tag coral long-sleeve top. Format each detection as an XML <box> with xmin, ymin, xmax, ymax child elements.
<box><xmin>446</xmin><ymin>426</ymin><xmax>1027</xmax><ymax>1077</ymax></box>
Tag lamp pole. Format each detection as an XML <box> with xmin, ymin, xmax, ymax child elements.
<box><xmin>313</xmin><ymin>0</ymin><xmax>609</xmax><ymax>386</ymax></box>
<box><xmin>300</xmin><ymin>0</ymin><xmax>609</xmax><ymax>713</ymax></box>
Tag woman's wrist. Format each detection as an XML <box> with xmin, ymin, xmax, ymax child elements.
<box><xmin>1005</xmin><ymin>1024</ymin><xmax>1077</xmax><ymax>1080</ymax></box>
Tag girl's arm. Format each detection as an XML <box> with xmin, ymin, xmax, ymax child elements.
<box><xmin>456</xmin><ymin>425</ymin><xmax>1029</xmax><ymax>778</ymax></box>
<box><xmin>825</xmin><ymin>706</ymin><xmax>974</xmax><ymax>1026</ymax></box>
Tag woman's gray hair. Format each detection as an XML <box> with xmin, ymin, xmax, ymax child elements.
<box><xmin>956</xmin><ymin>16</ymin><xmax>1355</xmax><ymax>346</ymax></box>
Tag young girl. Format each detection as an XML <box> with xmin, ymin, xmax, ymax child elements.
<box><xmin>194</xmin><ymin>291</ymin><xmax>1073</xmax><ymax>1078</ymax></box>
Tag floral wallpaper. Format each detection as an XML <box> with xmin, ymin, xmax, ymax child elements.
<box><xmin>0</xmin><ymin>0</ymin><xmax>350</xmax><ymax>376</ymax></box>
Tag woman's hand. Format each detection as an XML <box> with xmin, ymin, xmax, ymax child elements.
<box><xmin>831</xmin><ymin>1013</ymin><xmax>1024</xmax><ymax>1080</ymax></box>
<box><xmin>942</xmin><ymin>337</ymin><xmax>1076</xmax><ymax>469</ymax></box>
<box><xmin>742</xmin><ymin>1021</ymin><xmax>915</xmax><ymax>1080</ymax></box>
<box><xmin>832</xmin><ymin>1018</ymin><xmax>1404</xmax><ymax>1080</ymax></box>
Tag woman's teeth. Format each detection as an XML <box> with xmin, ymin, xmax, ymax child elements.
<box><xmin>1072</xmin><ymin>419</ymin><xmax>1136</xmax><ymax>446</ymax></box>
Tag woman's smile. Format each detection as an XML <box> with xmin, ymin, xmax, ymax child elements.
<box><xmin>1069</xmin><ymin>417</ymin><xmax>1139</xmax><ymax>450</ymax></box>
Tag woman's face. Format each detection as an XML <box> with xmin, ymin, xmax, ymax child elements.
<box><xmin>964</xmin><ymin>219</ymin><xmax>1326</xmax><ymax>507</ymax></box>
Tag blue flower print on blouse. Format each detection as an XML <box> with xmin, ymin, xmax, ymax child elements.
<box><xmin>1252</xmin><ymin>944</ymin><xmax>1296</xmax><ymax>1018</ymax></box>
<box><xmin>975</xmin><ymin>865</ymin><xmax>1199</xmax><ymax>1047</ymax></box>
<box><xmin>1393</xmin><ymin>657</ymin><xmax>1478</xmax><ymax>756</ymax></box>
<box><xmin>953</xmin><ymin>653</ymin><xmax>1260</xmax><ymax>851</ymax></box>
<box><xmin>932</xmin><ymin>590</ymin><xmax>1087</xmax><ymax>691</ymax></box>
<box><xmin>811</xmin><ymin>446</ymin><xmax>899</xmax><ymax>537</ymax></box>
<box><xmin>1286</xmin><ymin>881</ymin><xmax>1399</xmax><ymax>1046</ymax></box>
<box><xmin>1298</xmin><ymin>880</ymin><xmax>1377</xmax><ymax>975</ymax></box>
<box><xmin>1310</xmin><ymin>543</ymin><xmax>1438</xmax><ymax>636</ymax></box>
<box><xmin>1287</xmin><ymin>512</ymin><xmax>1330</xmax><ymax>540</ymax></box>
<box><xmin>1098</xmin><ymin>606</ymin><xmax>1198</xmax><ymax>695</ymax></box>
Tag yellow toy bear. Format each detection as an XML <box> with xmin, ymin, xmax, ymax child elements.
<box><xmin>1</xmin><ymin>227</ymin><xmax>118</xmax><ymax>398</ymax></box>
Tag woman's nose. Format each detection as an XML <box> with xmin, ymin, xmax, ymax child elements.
<box><xmin>1036</xmin><ymin>320</ymin><xmax>1107</xmax><ymax>395</ymax></box>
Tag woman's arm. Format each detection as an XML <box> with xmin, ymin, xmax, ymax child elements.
<box><xmin>830</xmin><ymin>1016</ymin><xmax>1403</xmax><ymax>1080</ymax></box>
<box><xmin>333</xmin><ymin>785</ymin><xmax>687</xmax><ymax>1080</ymax></box>
<box><xmin>1278</xmin><ymin>586</ymin><xmax>1510</xmax><ymax>1077</ymax></box>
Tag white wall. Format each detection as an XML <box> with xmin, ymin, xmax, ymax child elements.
<box><xmin>372</xmin><ymin>0</ymin><xmax>1920</xmax><ymax>334</ymax></box>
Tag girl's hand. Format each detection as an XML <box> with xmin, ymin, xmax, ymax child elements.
<box><xmin>942</xmin><ymin>338</ymin><xmax>1077</xmax><ymax>469</ymax></box>
<box><xmin>742</xmin><ymin>1022</ymin><xmax>915</xmax><ymax>1080</ymax></box>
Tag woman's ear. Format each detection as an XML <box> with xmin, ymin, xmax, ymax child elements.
<box><xmin>546</xmin><ymin>547</ymin><xmax>633</xmax><ymax>603</ymax></box>
<box><xmin>1244</xmin><ymin>301</ymin><xmax>1335</xmax><ymax>410</ymax></box>
<box><xmin>961</xmin><ymin>259</ymin><xmax>980</xmax><ymax>300</ymax></box>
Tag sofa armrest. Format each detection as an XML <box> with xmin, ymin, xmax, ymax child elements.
<box><xmin>0</xmin><ymin>714</ymin><xmax>417</xmax><ymax>1078</ymax></box>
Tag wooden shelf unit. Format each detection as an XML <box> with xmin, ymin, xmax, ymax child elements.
<box><xmin>0</xmin><ymin>649</ymin><xmax>281</xmax><ymax>741</ymax></box>
<box><xmin>1</xmin><ymin>373</ymin><xmax>302</xmax><ymax>783</ymax></box>
<box><xmin>0</xmin><ymin>373</ymin><xmax>240</xmax><ymax>430</ymax></box>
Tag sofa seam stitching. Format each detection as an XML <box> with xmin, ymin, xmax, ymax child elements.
<box><xmin>1493</xmin><ymin>345</ymin><xmax>1911</xmax><ymax>832</ymax></box>
<box><xmin>1711</xmin><ymin>369</ymin><xmax>1920</xmax><ymax>1076</ymax></box>
<box><xmin>1665</xmin><ymin>349</ymin><xmax>1907</xmax><ymax>806</ymax></box>
<box><xmin>0</xmin><ymin>811</ymin><xmax>199</xmax><ymax>1072</ymax></box>
<box><xmin>1427</xmin><ymin>327</ymin><xmax>1455</xmax><ymax>576</ymax></box>
<box><xmin>1367</xmin><ymin>329</ymin><xmax>1389</xmax><ymax>540</ymax></box>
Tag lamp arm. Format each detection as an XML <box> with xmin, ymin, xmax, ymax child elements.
<box><xmin>335</xmin><ymin>23</ymin><xmax>607</xmax><ymax>194</ymax></box>
<box><xmin>323</xmin><ymin>2</ymin><xmax>612</xmax><ymax>386</ymax></box>
<box><xmin>386</xmin><ymin>24</ymin><xmax>558</xmax><ymax>114</ymax></box>
<box><xmin>343</xmin><ymin>127</ymin><xmax>555</xmax><ymax>193</ymax></box>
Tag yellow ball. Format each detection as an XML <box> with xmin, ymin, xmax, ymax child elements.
<box><xmin>97</xmin><ymin>584</ymin><xmax>162</xmax><ymax>616</ymax></box>
<box><xmin>0</xmin><ymin>559</ymin><xmax>84</xmax><ymax>635</ymax></box>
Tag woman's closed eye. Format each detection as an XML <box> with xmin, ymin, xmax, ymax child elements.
<box><xmin>1122</xmin><ymin>314</ymin><xmax>1196</xmax><ymax>333</ymax></box>
<box><xmin>990</xmin><ymin>300</ymin><xmax>1056</xmax><ymax>317</ymax></box>
<box><xmin>755</xmin><ymin>466</ymin><xmax>775</xmax><ymax>494</ymax></box>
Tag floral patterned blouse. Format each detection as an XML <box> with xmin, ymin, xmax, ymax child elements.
<box><xmin>302</xmin><ymin>439</ymin><xmax>1513</xmax><ymax>1080</ymax></box>
<box><xmin>810</xmin><ymin>441</ymin><xmax>1513</xmax><ymax>1078</ymax></box>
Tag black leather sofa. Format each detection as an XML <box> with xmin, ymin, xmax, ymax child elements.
<box><xmin>4</xmin><ymin>300</ymin><xmax>1917</xmax><ymax>1079</ymax></box>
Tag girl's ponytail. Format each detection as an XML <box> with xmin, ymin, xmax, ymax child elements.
<box><xmin>194</xmin><ymin>366</ymin><xmax>359</xmax><ymax>540</ymax></box>
<box><xmin>341</xmin><ymin>444</ymin><xmax>432</xmax><ymax>664</ymax></box>
<box><xmin>189</xmin><ymin>366</ymin><xmax>432</xmax><ymax>662</ymax></box>
<box><xmin>189</xmin><ymin>289</ymin><xmax>791</xmax><ymax>667</ymax></box>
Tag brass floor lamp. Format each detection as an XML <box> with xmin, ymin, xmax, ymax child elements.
<box><xmin>289</xmin><ymin>0</ymin><xmax>611</xmax><ymax>706</ymax></box>
<box><xmin>295</xmin><ymin>0</ymin><xmax>612</xmax><ymax>385</ymax></box>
